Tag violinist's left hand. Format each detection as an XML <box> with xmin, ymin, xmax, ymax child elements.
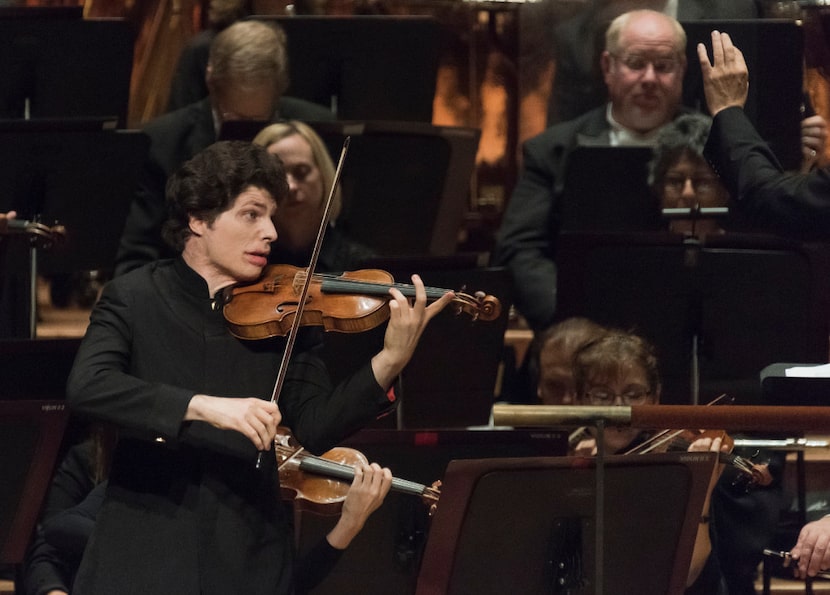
<box><xmin>790</xmin><ymin>515</ymin><xmax>830</xmax><ymax>578</ymax></box>
<box><xmin>326</xmin><ymin>462</ymin><xmax>393</xmax><ymax>550</ymax></box>
<box><xmin>687</xmin><ymin>434</ymin><xmax>726</xmax><ymax>454</ymax></box>
<box><xmin>371</xmin><ymin>274</ymin><xmax>454</xmax><ymax>389</ymax></box>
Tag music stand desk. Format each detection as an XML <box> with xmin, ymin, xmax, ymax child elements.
<box><xmin>0</xmin><ymin>400</ymin><xmax>69</xmax><ymax>565</ymax></box>
<box><xmin>416</xmin><ymin>452</ymin><xmax>716</xmax><ymax>595</ymax></box>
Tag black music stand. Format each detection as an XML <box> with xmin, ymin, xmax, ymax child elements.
<box><xmin>415</xmin><ymin>452</ymin><xmax>715</xmax><ymax>595</ymax></box>
<box><xmin>0</xmin><ymin>400</ymin><xmax>69</xmax><ymax>565</ymax></box>
<box><xmin>559</xmin><ymin>146</ymin><xmax>660</xmax><ymax>233</ymax></box>
<box><xmin>0</xmin><ymin>124</ymin><xmax>149</xmax><ymax>275</ymax></box>
<box><xmin>682</xmin><ymin>19</ymin><xmax>804</xmax><ymax>170</ymax></box>
<box><xmin>0</xmin><ymin>13</ymin><xmax>134</xmax><ymax>128</ymax></box>
<box><xmin>294</xmin><ymin>428</ymin><xmax>568</xmax><ymax>595</ymax></box>
<box><xmin>555</xmin><ymin>232</ymin><xmax>830</xmax><ymax>405</ymax></box>
<box><xmin>253</xmin><ymin>15</ymin><xmax>442</xmax><ymax>122</ymax></box>
<box><xmin>307</xmin><ymin>121</ymin><xmax>480</xmax><ymax>257</ymax></box>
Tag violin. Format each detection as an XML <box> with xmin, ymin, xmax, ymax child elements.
<box><xmin>1</xmin><ymin>218</ymin><xmax>66</xmax><ymax>250</ymax></box>
<box><xmin>223</xmin><ymin>264</ymin><xmax>502</xmax><ymax>340</ymax></box>
<box><xmin>625</xmin><ymin>427</ymin><xmax>773</xmax><ymax>488</ymax></box>
<box><xmin>274</xmin><ymin>427</ymin><xmax>440</xmax><ymax>515</ymax></box>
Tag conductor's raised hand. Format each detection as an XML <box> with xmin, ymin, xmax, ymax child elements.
<box><xmin>371</xmin><ymin>274</ymin><xmax>455</xmax><ymax>389</ymax></box>
<box><xmin>697</xmin><ymin>31</ymin><xmax>749</xmax><ymax>116</ymax></box>
<box><xmin>185</xmin><ymin>394</ymin><xmax>281</xmax><ymax>451</ymax></box>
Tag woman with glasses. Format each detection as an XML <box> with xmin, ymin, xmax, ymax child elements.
<box><xmin>649</xmin><ymin>113</ymin><xmax>731</xmax><ymax>236</ymax></box>
<box><xmin>569</xmin><ymin>329</ymin><xmax>728</xmax><ymax>594</ymax></box>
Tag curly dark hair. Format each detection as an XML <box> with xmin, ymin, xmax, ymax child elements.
<box><xmin>161</xmin><ymin>141</ymin><xmax>288</xmax><ymax>252</ymax></box>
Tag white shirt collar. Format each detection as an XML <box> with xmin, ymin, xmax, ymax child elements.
<box><xmin>606</xmin><ymin>103</ymin><xmax>663</xmax><ymax>147</ymax></box>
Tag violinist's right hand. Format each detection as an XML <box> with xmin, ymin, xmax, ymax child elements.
<box><xmin>185</xmin><ymin>395</ymin><xmax>281</xmax><ymax>451</ymax></box>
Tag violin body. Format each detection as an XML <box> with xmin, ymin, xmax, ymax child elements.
<box><xmin>274</xmin><ymin>427</ymin><xmax>440</xmax><ymax>515</ymax></box>
<box><xmin>225</xmin><ymin>265</ymin><xmax>394</xmax><ymax>339</ymax></box>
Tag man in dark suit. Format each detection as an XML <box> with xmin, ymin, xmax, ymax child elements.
<box><xmin>699</xmin><ymin>29</ymin><xmax>830</xmax><ymax>238</ymax></box>
<box><xmin>493</xmin><ymin>9</ymin><xmax>691</xmax><ymax>332</ymax></box>
<box><xmin>115</xmin><ymin>19</ymin><xmax>333</xmax><ymax>277</ymax></box>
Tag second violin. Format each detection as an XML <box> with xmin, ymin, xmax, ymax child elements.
<box><xmin>223</xmin><ymin>264</ymin><xmax>502</xmax><ymax>340</ymax></box>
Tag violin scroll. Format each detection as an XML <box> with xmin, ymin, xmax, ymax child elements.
<box><xmin>450</xmin><ymin>290</ymin><xmax>501</xmax><ymax>322</ymax></box>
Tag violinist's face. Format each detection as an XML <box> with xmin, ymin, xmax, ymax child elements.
<box><xmin>660</xmin><ymin>154</ymin><xmax>728</xmax><ymax>235</ymax></box>
<box><xmin>266</xmin><ymin>134</ymin><xmax>325</xmax><ymax>252</ymax></box>
<box><xmin>582</xmin><ymin>365</ymin><xmax>658</xmax><ymax>453</ymax></box>
<box><xmin>185</xmin><ymin>186</ymin><xmax>277</xmax><ymax>293</ymax></box>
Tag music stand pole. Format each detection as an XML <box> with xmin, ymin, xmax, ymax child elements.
<box><xmin>28</xmin><ymin>242</ymin><xmax>37</xmax><ymax>338</ymax></box>
<box><xmin>595</xmin><ymin>419</ymin><xmax>606</xmax><ymax>594</ymax></box>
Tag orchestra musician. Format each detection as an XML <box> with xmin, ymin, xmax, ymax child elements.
<box><xmin>21</xmin><ymin>424</ymin><xmax>394</xmax><ymax>595</ymax></box>
<box><xmin>114</xmin><ymin>19</ymin><xmax>332</xmax><ymax>278</ymax></box>
<box><xmin>569</xmin><ymin>330</ymin><xmax>729</xmax><ymax>594</ymax></box>
<box><xmin>65</xmin><ymin>141</ymin><xmax>453</xmax><ymax>595</ymax></box>
<box><xmin>252</xmin><ymin>120</ymin><xmax>376</xmax><ymax>272</ymax></box>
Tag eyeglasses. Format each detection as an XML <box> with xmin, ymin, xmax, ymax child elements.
<box><xmin>663</xmin><ymin>174</ymin><xmax>719</xmax><ymax>195</ymax></box>
<box><xmin>611</xmin><ymin>53</ymin><xmax>681</xmax><ymax>75</ymax></box>
<box><xmin>584</xmin><ymin>387</ymin><xmax>652</xmax><ymax>405</ymax></box>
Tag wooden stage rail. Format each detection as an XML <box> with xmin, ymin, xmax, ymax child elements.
<box><xmin>492</xmin><ymin>404</ymin><xmax>830</xmax><ymax>433</ymax></box>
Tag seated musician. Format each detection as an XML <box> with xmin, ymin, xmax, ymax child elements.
<box><xmin>21</xmin><ymin>424</ymin><xmax>394</xmax><ymax>595</ymax></box>
<box><xmin>64</xmin><ymin>140</ymin><xmax>453</xmax><ymax>595</ymax></box>
<box><xmin>252</xmin><ymin>120</ymin><xmax>375</xmax><ymax>272</ymax></box>
<box><xmin>534</xmin><ymin>316</ymin><xmax>607</xmax><ymax>407</ymax></box>
<box><xmin>569</xmin><ymin>330</ymin><xmax>728</xmax><ymax>594</ymax></box>
<box><xmin>648</xmin><ymin>113</ymin><xmax>730</xmax><ymax>237</ymax></box>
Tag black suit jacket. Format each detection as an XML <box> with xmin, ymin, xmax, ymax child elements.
<box><xmin>114</xmin><ymin>97</ymin><xmax>333</xmax><ymax>277</ymax></box>
<box><xmin>705</xmin><ymin>106</ymin><xmax>830</xmax><ymax>239</ymax></box>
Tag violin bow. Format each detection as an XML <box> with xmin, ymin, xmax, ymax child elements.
<box><xmin>255</xmin><ymin>136</ymin><xmax>351</xmax><ymax>469</ymax></box>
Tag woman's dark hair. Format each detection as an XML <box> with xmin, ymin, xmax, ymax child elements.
<box><xmin>162</xmin><ymin>140</ymin><xmax>288</xmax><ymax>252</ymax></box>
<box><xmin>647</xmin><ymin>113</ymin><xmax>713</xmax><ymax>190</ymax></box>
<box><xmin>573</xmin><ymin>330</ymin><xmax>660</xmax><ymax>398</ymax></box>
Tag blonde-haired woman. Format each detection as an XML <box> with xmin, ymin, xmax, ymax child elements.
<box><xmin>253</xmin><ymin>121</ymin><xmax>374</xmax><ymax>271</ymax></box>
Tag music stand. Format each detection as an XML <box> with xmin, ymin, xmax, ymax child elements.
<box><xmin>253</xmin><ymin>15</ymin><xmax>442</xmax><ymax>122</ymax></box>
<box><xmin>0</xmin><ymin>400</ymin><xmax>69</xmax><ymax>565</ymax></box>
<box><xmin>559</xmin><ymin>146</ymin><xmax>661</xmax><ymax>233</ymax></box>
<box><xmin>307</xmin><ymin>121</ymin><xmax>480</xmax><ymax>257</ymax></box>
<box><xmin>0</xmin><ymin>15</ymin><xmax>134</xmax><ymax>128</ymax></box>
<box><xmin>0</xmin><ymin>124</ymin><xmax>149</xmax><ymax>275</ymax></box>
<box><xmin>682</xmin><ymin>19</ymin><xmax>804</xmax><ymax>170</ymax></box>
<box><xmin>415</xmin><ymin>452</ymin><xmax>716</xmax><ymax>595</ymax></box>
<box><xmin>555</xmin><ymin>232</ymin><xmax>830</xmax><ymax>405</ymax></box>
<box><xmin>294</xmin><ymin>428</ymin><xmax>568</xmax><ymax>595</ymax></box>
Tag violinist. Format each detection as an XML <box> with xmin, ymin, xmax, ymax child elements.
<box><xmin>569</xmin><ymin>330</ymin><xmax>728</xmax><ymax>594</ymax></box>
<box><xmin>66</xmin><ymin>141</ymin><xmax>454</xmax><ymax>595</ymax></box>
<box><xmin>252</xmin><ymin>120</ymin><xmax>375</xmax><ymax>272</ymax></box>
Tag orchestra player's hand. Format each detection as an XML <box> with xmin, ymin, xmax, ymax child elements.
<box><xmin>371</xmin><ymin>274</ymin><xmax>455</xmax><ymax>388</ymax></box>
<box><xmin>326</xmin><ymin>462</ymin><xmax>393</xmax><ymax>549</ymax></box>
<box><xmin>0</xmin><ymin>210</ymin><xmax>16</xmax><ymax>233</ymax></box>
<box><xmin>790</xmin><ymin>515</ymin><xmax>830</xmax><ymax>578</ymax></box>
<box><xmin>184</xmin><ymin>395</ymin><xmax>281</xmax><ymax>450</ymax></box>
<box><xmin>801</xmin><ymin>114</ymin><xmax>828</xmax><ymax>173</ymax></box>
<box><xmin>697</xmin><ymin>31</ymin><xmax>749</xmax><ymax>116</ymax></box>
